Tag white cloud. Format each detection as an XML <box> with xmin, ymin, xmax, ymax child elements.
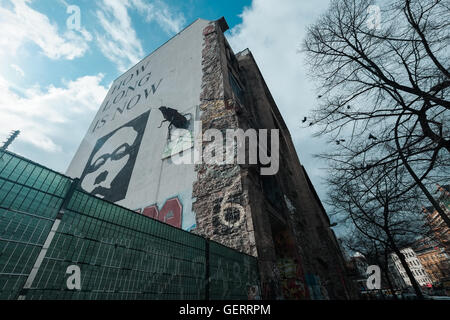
<box><xmin>227</xmin><ymin>0</ymin><xmax>332</xmax><ymax>198</ymax></box>
<box><xmin>0</xmin><ymin>74</ymin><xmax>108</xmax><ymax>154</ymax></box>
<box><xmin>10</xmin><ymin>64</ymin><xmax>25</xmax><ymax>77</ymax></box>
<box><xmin>95</xmin><ymin>0</ymin><xmax>185</xmax><ymax>72</ymax></box>
<box><xmin>131</xmin><ymin>0</ymin><xmax>185</xmax><ymax>34</ymax></box>
<box><xmin>96</xmin><ymin>0</ymin><xmax>145</xmax><ymax>73</ymax></box>
<box><xmin>0</xmin><ymin>0</ymin><xmax>92</xmax><ymax>60</ymax></box>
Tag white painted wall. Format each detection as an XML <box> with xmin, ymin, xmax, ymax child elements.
<box><xmin>66</xmin><ymin>19</ymin><xmax>211</xmax><ymax>231</ymax></box>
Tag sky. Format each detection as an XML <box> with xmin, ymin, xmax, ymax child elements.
<box><xmin>0</xmin><ymin>0</ymin><xmax>338</xmax><ymax>226</ymax></box>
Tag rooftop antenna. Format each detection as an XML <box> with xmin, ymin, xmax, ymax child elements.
<box><xmin>1</xmin><ymin>130</ymin><xmax>20</xmax><ymax>151</ymax></box>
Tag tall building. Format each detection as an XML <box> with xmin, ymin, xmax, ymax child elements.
<box><xmin>347</xmin><ymin>253</ymin><xmax>407</xmax><ymax>295</ymax></box>
<box><xmin>415</xmin><ymin>185</ymin><xmax>450</xmax><ymax>294</ymax></box>
<box><xmin>422</xmin><ymin>185</ymin><xmax>450</xmax><ymax>254</ymax></box>
<box><xmin>346</xmin><ymin>254</ymin><xmax>369</xmax><ymax>293</ymax></box>
<box><xmin>66</xmin><ymin>17</ymin><xmax>352</xmax><ymax>300</ymax></box>
<box><xmin>391</xmin><ymin>248</ymin><xmax>432</xmax><ymax>288</ymax></box>
<box><xmin>388</xmin><ymin>260</ymin><xmax>408</xmax><ymax>290</ymax></box>
<box><xmin>414</xmin><ymin>238</ymin><xmax>450</xmax><ymax>285</ymax></box>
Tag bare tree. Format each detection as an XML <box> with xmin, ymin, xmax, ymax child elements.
<box><xmin>327</xmin><ymin>161</ymin><xmax>430</xmax><ymax>299</ymax></box>
<box><xmin>303</xmin><ymin>0</ymin><xmax>450</xmax><ymax>226</ymax></box>
<box><xmin>344</xmin><ymin>231</ymin><xmax>400</xmax><ymax>299</ymax></box>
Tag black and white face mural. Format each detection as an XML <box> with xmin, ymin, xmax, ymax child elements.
<box><xmin>80</xmin><ymin>111</ymin><xmax>150</xmax><ymax>202</ymax></box>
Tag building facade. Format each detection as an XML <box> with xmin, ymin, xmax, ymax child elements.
<box><xmin>66</xmin><ymin>17</ymin><xmax>353</xmax><ymax>300</ymax></box>
<box><xmin>346</xmin><ymin>254</ymin><xmax>369</xmax><ymax>293</ymax></box>
<box><xmin>422</xmin><ymin>185</ymin><xmax>450</xmax><ymax>254</ymax></box>
<box><xmin>418</xmin><ymin>185</ymin><xmax>450</xmax><ymax>294</ymax></box>
<box><xmin>391</xmin><ymin>248</ymin><xmax>432</xmax><ymax>288</ymax></box>
<box><xmin>415</xmin><ymin>239</ymin><xmax>450</xmax><ymax>285</ymax></box>
<box><xmin>388</xmin><ymin>260</ymin><xmax>408</xmax><ymax>290</ymax></box>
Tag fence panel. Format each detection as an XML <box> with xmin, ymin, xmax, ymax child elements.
<box><xmin>0</xmin><ymin>151</ymin><xmax>259</xmax><ymax>300</ymax></box>
<box><xmin>209</xmin><ymin>241</ymin><xmax>260</xmax><ymax>300</ymax></box>
<box><xmin>26</xmin><ymin>190</ymin><xmax>207</xmax><ymax>300</ymax></box>
<box><xmin>0</xmin><ymin>152</ymin><xmax>71</xmax><ymax>299</ymax></box>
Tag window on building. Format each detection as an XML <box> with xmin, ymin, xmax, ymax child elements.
<box><xmin>261</xmin><ymin>175</ymin><xmax>283</xmax><ymax>211</ymax></box>
<box><xmin>228</xmin><ymin>71</ymin><xmax>245</xmax><ymax>104</ymax></box>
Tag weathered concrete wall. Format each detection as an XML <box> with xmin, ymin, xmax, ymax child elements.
<box><xmin>234</xmin><ymin>48</ymin><xmax>353</xmax><ymax>300</ymax></box>
<box><xmin>185</xmin><ymin>19</ymin><xmax>353</xmax><ymax>299</ymax></box>
<box><xmin>191</xmin><ymin>21</ymin><xmax>257</xmax><ymax>257</ymax></box>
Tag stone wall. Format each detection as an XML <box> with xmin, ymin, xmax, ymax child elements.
<box><xmin>192</xmin><ymin>21</ymin><xmax>257</xmax><ymax>257</ymax></box>
<box><xmin>192</xmin><ymin>18</ymin><xmax>354</xmax><ymax>299</ymax></box>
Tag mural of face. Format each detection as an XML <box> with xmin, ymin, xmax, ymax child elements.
<box><xmin>80</xmin><ymin>111</ymin><xmax>149</xmax><ymax>202</ymax></box>
<box><xmin>81</xmin><ymin>127</ymin><xmax>137</xmax><ymax>197</ymax></box>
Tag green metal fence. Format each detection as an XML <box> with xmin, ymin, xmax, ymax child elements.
<box><xmin>0</xmin><ymin>151</ymin><xmax>259</xmax><ymax>300</ymax></box>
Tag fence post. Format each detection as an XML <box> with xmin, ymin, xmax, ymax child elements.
<box><xmin>17</xmin><ymin>178</ymin><xmax>79</xmax><ymax>300</ymax></box>
<box><xmin>205</xmin><ymin>239</ymin><xmax>210</xmax><ymax>300</ymax></box>
<box><xmin>57</xmin><ymin>178</ymin><xmax>80</xmax><ymax>218</ymax></box>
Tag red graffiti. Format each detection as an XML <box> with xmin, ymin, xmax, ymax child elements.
<box><xmin>140</xmin><ymin>197</ymin><xmax>182</xmax><ymax>228</ymax></box>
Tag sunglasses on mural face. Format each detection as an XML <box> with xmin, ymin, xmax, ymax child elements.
<box><xmin>88</xmin><ymin>143</ymin><xmax>132</xmax><ymax>173</ymax></box>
